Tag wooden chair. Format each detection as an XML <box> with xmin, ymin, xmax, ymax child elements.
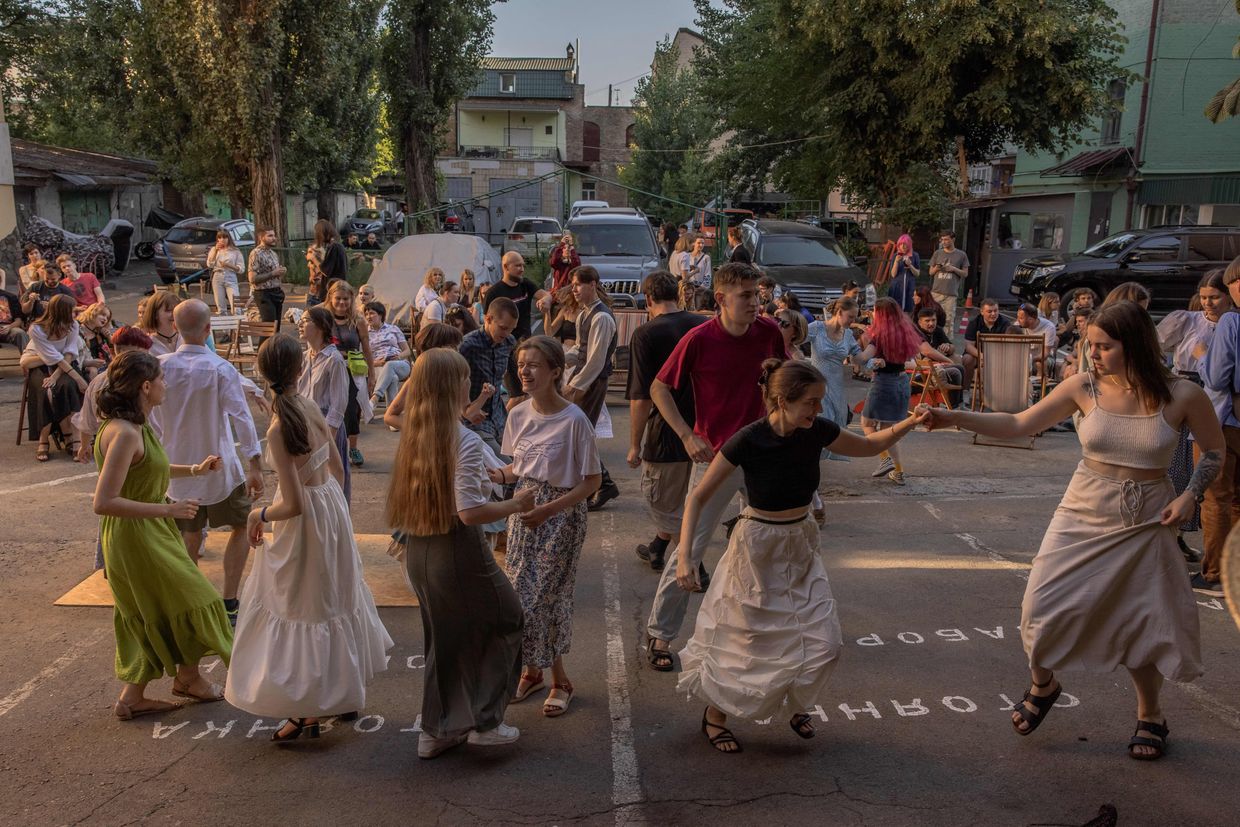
<box><xmin>972</xmin><ymin>333</ymin><xmax>1038</xmax><ymax>449</ymax></box>
<box><xmin>909</xmin><ymin>357</ymin><xmax>961</xmax><ymax>410</ymax></box>
<box><xmin>209</xmin><ymin>314</ymin><xmax>243</xmax><ymax>348</ymax></box>
<box><xmin>225</xmin><ymin>320</ymin><xmax>277</xmax><ymax>377</ymax></box>
<box><xmin>1</xmin><ymin>346</ymin><xmax>27</xmax><ymax>445</ymax></box>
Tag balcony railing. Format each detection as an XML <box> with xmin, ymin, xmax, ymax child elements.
<box><xmin>456</xmin><ymin>145</ymin><xmax>561</xmax><ymax>161</ymax></box>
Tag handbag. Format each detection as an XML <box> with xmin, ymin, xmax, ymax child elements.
<box><xmin>346</xmin><ymin>349</ymin><xmax>368</xmax><ymax>377</ymax></box>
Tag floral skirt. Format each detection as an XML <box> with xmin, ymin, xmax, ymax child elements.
<box><xmin>504</xmin><ymin>478</ymin><xmax>588</xmax><ymax>668</ymax></box>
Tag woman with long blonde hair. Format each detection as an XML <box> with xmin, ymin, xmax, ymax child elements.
<box><xmin>388</xmin><ymin>348</ymin><xmax>532</xmax><ymax>759</ymax></box>
<box><xmin>416</xmin><ymin>267</ymin><xmax>445</xmax><ymax>312</ymax></box>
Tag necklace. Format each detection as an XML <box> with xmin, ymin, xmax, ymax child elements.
<box><xmin>1105</xmin><ymin>373</ymin><xmax>1133</xmax><ymax>391</ymax></box>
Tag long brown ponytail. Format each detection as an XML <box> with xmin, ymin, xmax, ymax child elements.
<box><xmin>257</xmin><ymin>333</ymin><xmax>311</xmax><ymax>456</ymax></box>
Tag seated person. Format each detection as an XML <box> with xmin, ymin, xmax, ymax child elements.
<box><xmin>19</xmin><ymin>261</ymin><xmax>74</xmax><ymax>319</ymax></box>
<box><xmin>757</xmin><ymin>275</ymin><xmax>782</xmax><ymax>305</ymax></box>
<box><xmin>914</xmin><ymin>307</ymin><xmax>963</xmax><ymax>406</ymax></box>
<box><xmin>1013</xmin><ymin>302</ymin><xmax>1058</xmax><ymax>381</ymax></box>
<box><xmin>365</xmin><ymin>300</ymin><xmax>412</xmax><ymax>409</ymax></box>
<box><xmin>961</xmin><ymin>298</ymin><xmax>1012</xmax><ymax>394</ymax></box>
<box><xmin>1057</xmin><ymin>307</ymin><xmax>1093</xmax><ymax>380</ymax></box>
<box><xmin>0</xmin><ymin>289</ymin><xmax>29</xmax><ymax>351</ymax></box>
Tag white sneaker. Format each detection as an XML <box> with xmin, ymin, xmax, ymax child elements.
<box><xmin>467</xmin><ymin>722</ymin><xmax>520</xmax><ymax>746</ymax></box>
<box><xmin>418</xmin><ymin>731</ymin><xmax>467</xmax><ymax>759</ymax></box>
<box><xmin>871</xmin><ymin>456</ymin><xmax>895</xmax><ymax>478</ymax></box>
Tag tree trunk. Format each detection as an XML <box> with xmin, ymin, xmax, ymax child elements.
<box><xmin>316</xmin><ymin>188</ymin><xmax>335</xmax><ymax>224</ymax></box>
<box><xmin>955</xmin><ymin>136</ymin><xmax>970</xmax><ymax>200</ymax></box>
<box><xmin>402</xmin><ymin>128</ymin><xmax>438</xmax><ymax>233</ymax></box>
<box><xmin>250</xmin><ymin>122</ymin><xmax>287</xmax><ymax>243</ymax></box>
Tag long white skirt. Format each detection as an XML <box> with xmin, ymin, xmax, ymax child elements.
<box><xmin>677</xmin><ymin>508</ymin><xmax>842</xmax><ymax>719</ymax></box>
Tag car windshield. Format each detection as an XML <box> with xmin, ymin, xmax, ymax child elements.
<box><xmin>1081</xmin><ymin>232</ymin><xmax>1137</xmax><ymax>259</ymax></box>
<box><xmin>165</xmin><ymin>227</ymin><xmax>219</xmax><ymax>245</ymax></box>
<box><xmin>572</xmin><ymin>224</ymin><xmax>657</xmax><ymax>257</ymax></box>
<box><xmin>355</xmin><ymin>209</ymin><xmax>382</xmax><ymax>220</ymax></box>
<box><xmin>513</xmin><ymin>220</ymin><xmax>562</xmax><ymax>234</ymax></box>
<box><xmin>759</xmin><ymin>235</ymin><xmax>849</xmax><ymax>267</ymax></box>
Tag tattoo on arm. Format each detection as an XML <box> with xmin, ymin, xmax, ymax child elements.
<box><xmin>1187</xmin><ymin>449</ymin><xmax>1222</xmax><ymax>499</ymax></box>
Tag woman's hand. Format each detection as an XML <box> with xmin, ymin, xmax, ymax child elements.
<box><xmin>870</xmin><ymin>358</ymin><xmax>886</xmax><ymax>370</ymax></box>
<box><xmin>920</xmin><ymin>405</ymin><xmax>957</xmax><ymax>431</ymax></box>
<box><xmin>675</xmin><ymin>555</ymin><xmax>700</xmax><ymax>592</ymax></box>
<box><xmin>511</xmin><ymin>487</ymin><xmax>536</xmax><ymax>513</ymax></box>
<box><xmin>42</xmin><ymin>374</ymin><xmax>56</xmax><ymax>389</ymax></box>
<box><xmin>247</xmin><ymin>508</ymin><xmax>265</xmax><ymax>546</ymax></box>
<box><xmin>193</xmin><ymin>455</ymin><xmax>223</xmax><ymax>476</ymax></box>
<box><xmin>1161</xmin><ymin>492</ymin><xmax>1198</xmax><ymax>527</ymax></box>
<box><xmin>166</xmin><ymin>499</ymin><xmax>200</xmax><ymax>520</ymax></box>
<box><xmin>479</xmin><ymin>382</ymin><xmax>496</xmax><ymax>401</ymax></box>
<box><xmin>76</xmin><ymin>440</ymin><xmax>92</xmax><ymax>463</ymax></box>
<box><xmin>519</xmin><ymin>503</ymin><xmax>552</xmax><ymax>529</ymax></box>
<box><xmin>487</xmin><ymin>467</ymin><xmax>508</xmax><ymax>485</ymax></box>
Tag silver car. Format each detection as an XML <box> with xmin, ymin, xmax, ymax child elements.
<box><xmin>155</xmin><ymin>217</ymin><xmax>255</xmax><ymax>284</ymax></box>
<box><xmin>502</xmin><ymin>216</ymin><xmax>564</xmax><ymax>258</ymax></box>
<box><xmin>565</xmin><ymin>210</ymin><xmax>662</xmax><ymax>308</ymax></box>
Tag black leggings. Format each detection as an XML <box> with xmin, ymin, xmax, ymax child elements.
<box><xmin>344</xmin><ymin>377</ymin><xmax>361</xmax><ymax>436</ymax></box>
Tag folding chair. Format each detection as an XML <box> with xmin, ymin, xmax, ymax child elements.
<box><xmin>909</xmin><ymin>357</ymin><xmax>961</xmax><ymax>410</ymax></box>
<box><xmin>972</xmin><ymin>333</ymin><xmax>1038</xmax><ymax>449</ymax></box>
<box><xmin>225</xmin><ymin>320</ymin><xmax>277</xmax><ymax>377</ymax></box>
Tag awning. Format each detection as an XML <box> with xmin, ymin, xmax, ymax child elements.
<box><xmin>1040</xmin><ymin>147</ymin><xmax>1132</xmax><ymax>178</ymax></box>
<box><xmin>53</xmin><ymin>171</ymin><xmax>96</xmax><ymax>186</ymax></box>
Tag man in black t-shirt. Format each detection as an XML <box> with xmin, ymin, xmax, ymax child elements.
<box><xmin>915</xmin><ymin>307</ymin><xmax>963</xmax><ymax>407</ymax></box>
<box><xmin>625</xmin><ymin>271</ymin><xmax>706</xmax><ymax>571</ymax></box>
<box><xmin>962</xmin><ymin>297</ymin><xmax>1012</xmax><ymax>399</ymax></box>
<box><xmin>483</xmin><ymin>251</ymin><xmax>551</xmax><ymax>340</ymax></box>
<box><xmin>0</xmin><ymin>290</ymin><xmax>30</xmax><ymax>350</ymax></box>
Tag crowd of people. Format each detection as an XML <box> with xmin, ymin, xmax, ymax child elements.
<box><xmin>6</xmin><ymin>219</ymin><xmax>1236</xmax><ymax>766</ymax></box>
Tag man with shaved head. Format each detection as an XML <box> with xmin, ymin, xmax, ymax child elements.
<box><xmin>483</xmin><ymin>251</ymin><xmax>551</xmax><ymax>340</ymax></box>
<box><xmin>156</xmin><ymin>299</ymin><xmax>264</xmax><ymax>625</ymax></box>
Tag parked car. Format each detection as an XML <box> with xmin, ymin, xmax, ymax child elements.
<box><xmin>439</xmin><ymin>203</ymin><xmax>474</xmax><ymax>233</ymax></box>
<box><xmin>693</xmin><ymin>206</ymin><xmax>755</xmax><ymax>240</ymax></box>
<box><xmin>1009</xmin><ymin>226</ymin><xmax>1240</xmax><ymax>313</ymax></box>
<box><xmin>739</xmin><ymin>219</ymin><xmax>868</xmax><ymax>311</ymax></box>
<box><xmin>154</xmin><ymin>217</ymin><xmax>255</xmax><ymax>285</ymax></box>
<box><xmin>502</xmin><ymin>216</ymin><xmax>565</xmax><ymax>257</ymax></box>
<box><xmin>565</xmin><ymin>209</ymin><xmax>663</xmax><ymax>308</ymax></box>
<box><xmin>343</xmin><ymin>207</ymin><xmax>398</xmax><ymax>239</ymax></box>
<box><xmin>569</xmin><ymin>199</ymin><xmax>610</xmax><ymax>219</ymax></box>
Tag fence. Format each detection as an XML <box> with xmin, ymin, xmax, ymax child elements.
<box><xmin>268</xmin><ymin>239</ymin><xmax>384</xmax><ymax>288</ymax></box>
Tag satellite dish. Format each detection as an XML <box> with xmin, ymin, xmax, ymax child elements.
<box><xmin>1225</xmin><ymin>524</ymin><xmax>1240</xmax><ymax>632</ymax></box>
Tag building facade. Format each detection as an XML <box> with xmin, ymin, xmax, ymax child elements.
<box><xmin>437</xmin><ymin>47</ymin><xmax>635</xmax><ymax>243</ymax></box>
<box><xmin>958</xmin><ymin>0</ymin><xmax>1240</xmax><ymax>301</ymax></box>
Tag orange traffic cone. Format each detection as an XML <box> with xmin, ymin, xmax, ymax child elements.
<box><xmin>957</xmin><ymin>289</ymin><xmax>974</xmax><ymax>336</ymax></box>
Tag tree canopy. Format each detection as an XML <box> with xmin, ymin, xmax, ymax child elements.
<box><xmin>1205</xmin><ymin>0</ymin><xmax>1240</xmax><ymax>123</ymax></box>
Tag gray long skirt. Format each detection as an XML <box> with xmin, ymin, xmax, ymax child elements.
<box><xmin>404</xmin><ymin>521</ymin><xmax>524</xmax><ymax>738</ymax></box>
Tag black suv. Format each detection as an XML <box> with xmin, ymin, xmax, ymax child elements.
<box><xmin>739</xmin><ymin>219</ymin><xmax>868</xmax><ymax>311</ymax></box>
<box><xmin>1010</xmin><ymin>226</ymin><xmax>1240</xmax><ymax>312</ymax></box>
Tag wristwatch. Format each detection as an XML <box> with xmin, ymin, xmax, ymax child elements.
<box><xmin>1194</xmin><ymin>491</ymin><xmax>1206</xmax><ymax>505</ymax></box>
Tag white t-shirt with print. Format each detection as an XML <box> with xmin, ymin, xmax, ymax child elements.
<box><xmin>501</xmin><ymin>400</ymin><xmax>601</xmax><ymax>489</ymax></box>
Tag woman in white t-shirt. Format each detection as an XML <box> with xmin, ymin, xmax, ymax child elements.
<box><xmin>415</xmin><ymin>267</ymin><xmax>445</xmax><ymax>312</ymax></box>
<box><xmin>386</xmin><ymin>348</ymin><xmax>534</xmax><ymax>759</ymax></box>
<box><xmin>493</xmin><ymin>336</ymin><xmax>602</xmax><ymax>719</ymax></box>
<box><xmin>422</xmin><ymin>281</ymin><xmax>459</xmax><ymax>324</ymax></box>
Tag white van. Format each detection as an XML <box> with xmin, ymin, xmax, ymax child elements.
<box><xmin>569</xmin><ymin>199</ymin><xmax>610</xmax><ymax>219</ymax></box>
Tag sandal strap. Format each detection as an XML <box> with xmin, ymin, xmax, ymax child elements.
<box><xmin>1031</xmin><ymin>673</ymin><xmax>1055</xmax><ymax>689</ymax></box>
<box><xmin>1134</xmin><ymin>720</ymin><xmax>1169</xmax><ymax>738</ymax></box>
<box><xmin>1128</xmin><ymin>735</ymin><xmax>1164</xmax><ymax>749</ymax></box>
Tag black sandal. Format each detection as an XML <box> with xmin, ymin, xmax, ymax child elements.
<box><xmin>647</xmin><ymin>638</ymin><xmax>674</xmax><ymax>672</ymax></box>
<box><xmin>789</xmin><ymin>712</ymin><xmax>815</xmax><ymax>739</ymax></box>
<box><xmin>1011</xmin><ymin>674</ymin><xmax>1062</xmax><ymax>736</ymax></box>
<box><xmin>1128</xmin><ymin>719</ymin><xmax>1169</xmax><ymax>761</ymax></box>
<box><xmin>701</xmin><ymin>708</ymin><xmax>742</xmax><ymax>754</ymax></box>
<box><xmin>271</xmin><ymin>717</ymin><xmax>321</xmax><ymax>743</ymax></box>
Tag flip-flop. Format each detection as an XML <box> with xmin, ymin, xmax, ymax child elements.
<box><xmin>114</xmin><ymin>699</ymin><xmax>183</xmax><ymax>720</ymax></box>
<box><xmin>171</xmin><ymin>680</ymin><xmax>225</xmax><ymax>703</ymax></box>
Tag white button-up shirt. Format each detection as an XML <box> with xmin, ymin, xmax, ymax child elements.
<box><xmin>298</xmin><ymin>345</ymin><xmax>348</xmax><ymax>430</ymax></box>
<box><xmin>155</xmin><ymin>344</ymin><xmax>262</xmax><ymax>505</ymax></box>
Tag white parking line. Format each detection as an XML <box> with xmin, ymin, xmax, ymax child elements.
<box><xmin>0</xmin><ymin>471</ymin><xmax>97</xmax><ymax>497</ymax></box>
<box><xmin>600</xmin><ymin>513</ymin><xmax>644</xmax><ymax>824</ymax></box>
<box><xmin>0</xmin><ymin>628</ymin><xmax>108</xmax><ymax>718</ymax></box>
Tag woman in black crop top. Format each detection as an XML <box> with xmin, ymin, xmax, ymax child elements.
<box><xmin>675</xmin><ymin>358</ymin><xmax>928</xmax><ymax>754</ymax></box>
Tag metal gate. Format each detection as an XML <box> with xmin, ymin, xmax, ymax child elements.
<box><xmin>487</xmin><ymin>178</ymin><xmax>542</xmax><ymax>245</ymax></box>
<box><xmin>60</xmin><ymin>190</ymin><xmax>111</xmax><ymax>234</ymax></box>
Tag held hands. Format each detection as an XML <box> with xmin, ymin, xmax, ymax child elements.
<box><xmin>246</xmin><ymin>508</ymin><xmax>265</xmax><ymax>547</ymax></box>
<box><xmin>1161</xmin><ymin>492</ymin><xmax>1197</xmax><ymax>527</ymax></box>
<box><xmin>167</xmin><ymin>499</ymin><xmax>201</xmax><ymax>520</ymax></box>
<box><xmin>519</xmin><ymin>504</ymin><xmax>551</xmax><ymax>529</ymax></box>
<box><xmin>512</xmin><ymin>487</ymin><xmax>536</xmax><ymax>513</ymax></box>
<box><xmin>192</xmin><ymin>455</ymin><xmax>223</xmax><ymax>476</ymax></box>
<box><xmin>682</xmin><ymin>432</ymin><xmax>714</xmax><ymax>464</ymax></box>
<box><xmin>917</xmin><ymin>404</ymin><xmax>956</xmax><ymax>431</ymax></box>
<box><xmin>675</xmin><ymin>554</ymin><xmax>700</xmax><ymax>592</ymax></box>
<box><xmin>479</xmin><ymin>382</ymin><xmax>496</xmax><ymax>401</ymax></box>
<box><xmin>536</xmin><ymin>295</ymin><xmax>552</xmax><ymax>315</ymax></box>
<box><xmin>487</xmin><ymin>467</ymin><xmax>507</xmax><ymax>485</ymax></box>
<box><xmin>626</xmin><ymin>445</ymin><xmax>641</xmax><ymax>469</ymax></box>
<box><xmin>245</xmin><ymin>468</ymin><xmax>264</xmax><ymax>499</ymax></box>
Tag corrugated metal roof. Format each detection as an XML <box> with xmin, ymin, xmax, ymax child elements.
<box><xmin>482</xmin><ymin>57</ymin><xmax>574</xmax><ymax>71</ymax></box>
<box><xmin>1039</xmin><ymin>146</ymin><xmax>1132</xmax><ymax>177</ymax></box>
<box><xmin>12</xmin><ymin>139</ymin><xmax>158</xmax><ymax>188</ymax></box>
<box><xmin>1138</xmin><ymin>175</ymin><xmax>1240</xmax><ymax>205</ymax></box>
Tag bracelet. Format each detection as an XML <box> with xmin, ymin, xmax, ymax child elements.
<box><xmin>189</xmin><ymin>465</ymin><xmax>197</xmax><ymax>476</ymax></box>
<box><xmin>260</xmin><ymin>506</ymin><xmax>269</xmax><ymax>522</ymax></box>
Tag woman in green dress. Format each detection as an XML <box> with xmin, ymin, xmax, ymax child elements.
<box><xmin>93</xmin><ymin>350</ymin><xmax>235</xmax><ymax>720</ymax></box>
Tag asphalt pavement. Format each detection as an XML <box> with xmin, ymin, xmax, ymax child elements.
<box><xmin>0</xmin><ymin>276</ymin><xmax>1237</xmax><ymax>825</ymax></box>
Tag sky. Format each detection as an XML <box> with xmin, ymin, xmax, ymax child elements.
<box><xmin>490</xmin><ymin>0</ymin><xmax>700</xmax><ymax>106</ymax></box>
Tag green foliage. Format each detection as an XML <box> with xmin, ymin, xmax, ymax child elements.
<box><xmin>693</xmin><ymin>0</ymin><xmax>1131</xmax><ymax>216</ymax></box>
<box><xmin>380</xmin><ymin>0</ymin><xmax>493</xmax><ymax>223</ymax></box>
<box><xmin>620</xmin><ymin>38</ymin><xmax>717</xmax><ymax>219</ymax></box>
<box><xmin>1204</xmin><ymin>0</ymin><xmax>1240</xmax><ymax>123</ymax></box>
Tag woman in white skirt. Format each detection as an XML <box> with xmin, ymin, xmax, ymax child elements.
<box><xmin>925</xmin><ymin>300</ymin><xmax>1223</xmax><ymax>760</ymax></box>
<box><xmin>225</xmin><ymin>334</ymin><xmax>393</xmax><ymax>743</ymax></box>
<box><xmin>676</xmin><ymin>358</ymin><xmax>928</xmax><ymax>753</ymax></box>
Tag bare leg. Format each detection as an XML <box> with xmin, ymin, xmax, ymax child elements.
<box><xmin>1011</xmin><ymin>665</ymin><xmax>1058</xmax><ymax>732</ymax></box>
<box><xmin>1128</xmin><ymin>664</ymin><xmax>1165</xmax><ymax>758</ymax></box>
<box><xmin>549</xmin><ymin>655</ymin><xmax>570</xmax><ymax>687</ymax></box>
<box><xmin>181</xmin><ymin>529</ymin><xmax>204</xmax><ymax>565</ymax></box>
<box><xmin>222</xmin><ymin>525</ymin><xmax>250</xmax><ymax>600</ymax></box>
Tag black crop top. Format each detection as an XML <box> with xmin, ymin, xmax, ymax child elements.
<box><xmin>720</xmin><ymin>416</ymin><xmax>842</xmax><ymax>510</ymax></box>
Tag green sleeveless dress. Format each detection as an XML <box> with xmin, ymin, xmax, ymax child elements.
<box><xmin>96</xmin><ymin>420</ymin><xmax>233</xmax><ymax>684</ymax></box>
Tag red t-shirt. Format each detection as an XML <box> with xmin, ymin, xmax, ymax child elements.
<box><xmin>656</xmin><ymin>315</ymin><xmax>785</xmax><ymax>452</ymax></box>
<box><xmin>62</xmin><ymin>272</ymin><xmax>101</xmax><ymax>307</ymax></box>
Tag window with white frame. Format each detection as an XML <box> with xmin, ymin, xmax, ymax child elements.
<box><xmin>580</xmin><ymin>180</ymin><xmax>597</xmax><ymax>200</ymax></box>
<box><xmin>500</xmin><ymin>73</ymin><xmax>516</xmax><ymax>93</ymax></box>
<box><xmin>1143</xmin><ymin>204</ymin><xmax>1200</xmax><ymax>227</ymax></box>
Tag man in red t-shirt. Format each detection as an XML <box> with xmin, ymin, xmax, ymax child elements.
<box><xmin>645</xmin><ymin>261</ymin><xmax>785</xmax><ymax>669</ymax></box>
<box><xmin>57</xmin><ymin>254</ymin><xmax>104</xmax><ymax>308</ymax></box>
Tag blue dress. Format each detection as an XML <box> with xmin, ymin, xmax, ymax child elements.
<box><xmin>807</xmin><ymin>321</ymin><xmax>861</xmax><ymax>461</ymax></box>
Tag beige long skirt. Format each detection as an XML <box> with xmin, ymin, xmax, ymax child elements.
<box><xmin>1022</xmin><ymin>462</ymin><xmax>1203</xmax><ymax>682</ymax></box>
<box><xmin>678</xmin><ymin>509</ymin><xmax>842</xmax><ymax>719</ymax></box>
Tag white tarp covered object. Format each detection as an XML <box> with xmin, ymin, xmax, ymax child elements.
<box><xmin>366</xmin><ymin>233</ymin><xmax>502</xmax><ymax>325</ymax></box>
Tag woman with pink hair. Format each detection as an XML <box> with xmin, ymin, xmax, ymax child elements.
<box><xmin>857</xmin><ymin>297</ymin><xmax>951</xmax><ymax>483</ymax></box>
<box><xmin>886</xmin><ymin>234</ymin><xmax>919</xmax><ymax>313</ymax></box>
